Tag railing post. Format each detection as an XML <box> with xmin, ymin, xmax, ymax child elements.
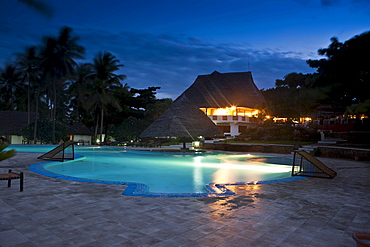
<box><xmin>62</xmin><ymin>142</ymin><xmax>65</xmax><ymax>162</ymax></box>
<box><xmin>72</xmin><ymin>142</ymin><xmax>75</xmax><ymax>160</ymax></box>
<box><xmin>20</xmin><ymin>172</ymin><xmax>24</xmax><ymax>192</ymax></box>
<box><xmin>292</xmin><ymin>152</ymin><xmax>296</xmax><ymax>176</ymax></box>
<box><xmin>7</xmin><ymin>169</ymin><xmax>12</xmax><ymax>187</ymax></box>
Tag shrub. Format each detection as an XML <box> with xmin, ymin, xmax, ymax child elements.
<box><xmin>236</xmin><ymin>122</ymin><xmax>319</xmax><ymax>142</ymax></box>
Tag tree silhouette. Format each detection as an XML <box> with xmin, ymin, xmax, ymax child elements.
<box><xmin>17</xmin><ymin>46</ymin><xmax>42</xmax><ymax>124</ymax></box>
<box><xmin>39</xmin><ymin>27</ymin><xmax>84</xmax><ymax>143</ymax></box>
<box><xmin>89</xmin><ymin>51</ymin><xmax>126</xmax><ymax>144</ymax></box>
<box><xmin>0</xmin><ymin>64</ymin><xmax>22</xmax><ymax>111</ymax></box>
<box><xmin>68</xmin><ymin>63</ymin><xmax>94</xmax><ymax>122</ymax></box>
<box><xmin>307</xmin><ymin>31</ymin><xmax>370</xmax><ymax>117</ymax></box>
<box><xmin>262</xmin><ymin>73</ymin><xmax>325</xmax><ymax>119</ymax></box>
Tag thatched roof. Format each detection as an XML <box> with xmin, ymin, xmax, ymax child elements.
<box><xmin>69</xmin><ymin>122</ymin><xmax>93</xmax><ymax>136</ymax></box>
<box><xmin>0</xmin><ymin>111</ymin><xmax>36</xmax><ymax>135</ymax></box>
<box><xmin>140</xmin><ymin>71</ymin><xmax>264</xmax><ymax>138</ymax></box>
<box><xmin>179</xmin><ymin>71</ymin><xmax>265</xmax><ymax>108</ymax></box>
<box><xmin>140</xmin><ymin>95</ymin><xmax>222</xmax><ymax>138</ymax></box>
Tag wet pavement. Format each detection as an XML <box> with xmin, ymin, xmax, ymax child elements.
<box><xmin>0</xmin><ymin>151</ymin><xmax>369</xmax><ymax>246</ymax></box>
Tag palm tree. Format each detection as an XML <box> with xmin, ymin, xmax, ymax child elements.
<box><xmin>89</xmin><ymin>51</ymin><xmax>126</xmax><ymax>144</ymax></box>
<box><xmin>68</xmin><ymin>63</ymin><xmax>94</xmax><ymax>122</ymax></box>
<box><xmin>0</xmin><ymin>64</ymin><xmax>22</xmax><ymax>111</ymax></box>
<box><xmin>17</xmin><ymin>46</ymin><xmax>42</xmax><ymax>124</ymax></box>
<box><xmin>39</xmin><ymin>27</ymin><xmax>85</xmax><ymax>143</ymax></box>
<box><xmin>16</xmin><ymin>46</ymin><xmax>44</xmax><ymax>144</ymax></box>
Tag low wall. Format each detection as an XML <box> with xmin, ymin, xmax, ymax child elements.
<box><xmin>203</xmin><ymin>143</ymin><xmax>296</xmax><ymax>154</ymax></box>
<box><xmin>314</xmin><ymin>146</ymin><xmax>370</xmax><ymax>161</ymax></box>
<box><xmin>203</xmin><ymin>143</ymin><xmax>370</xmax><ymax>161</ymax></box>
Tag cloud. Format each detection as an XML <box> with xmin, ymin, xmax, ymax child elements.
<box><xmin>0</xmin><ymin>27</ymin><xmax>316</xmax><ymax>99</ymax></box>
<box><xmin>74</xmin><ymin>30</ymin><xmax>316</xmax><ymax>98</ymax></box>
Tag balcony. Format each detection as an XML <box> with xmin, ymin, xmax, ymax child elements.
<box><xmin>208</xmin><ymin>115</ymin><xmax>250</xmax><ymax>123</ymax></box>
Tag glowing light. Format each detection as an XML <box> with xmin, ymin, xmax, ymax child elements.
<box><xmin>200</xmin><ymin>106</ymin><xmax>260</xmax><ymax>117</ymax></box>
<box><xmin>192</xmin><ymin>155</ymin><xmax>289</xmax><ymax>171</ymax></box>
<box><xmin>213</xmin><ymin>106</ymin><xmax>238</xmax><ymax>116</ymax></box>
<box><xmin>241</xmin><ymin>110</ymin><xmax>259</xmax><ymax>117</ymax></box>
<box><xmin>193</xmin><ymin>160</ymin><xmax>205</xmax><ymax>191</ymax></box>
<box><xmin>192</xmin><ymin>141</ymin><xmax>201</xmax><ymax>148</ymax></box>
<box><xmin>300</xmin><ymin>117</ymin><xmax>312</xmax><ymax>123</ymax></box>
<box><xmin>192</xmin><ymin>162</ymin><xmax>290</xmax><ymax>173</ymax></box>
<box><xmin>213</xmin><ymin>108</ymin><xmax>228</xmax><ymax>115</ymax></box>
<box><xmin>193</xmin><ymin>156</ymin><xmax>204</xmax><ymax>164</ymax></box>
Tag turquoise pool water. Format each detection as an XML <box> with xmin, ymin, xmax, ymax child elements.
<box><xmin>8</xmin><ymin>144</ymin><xmax>60</xmax><ymax>153</ymax></box>
<box><xmin>10</xmin><ymin>145</ymin><xmax>295</xmax><ymax>195</ymax></box>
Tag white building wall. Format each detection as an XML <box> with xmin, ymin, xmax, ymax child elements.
<box><xmin>229</xmin><ymin>124</ymin><xmax>239</xmax><ymax>137</ymax></box>
<box><xmin>207</xmin><ymin>115</ymin><xmax>254</xmax><ymax>137</ymax></box>
<box><xmin>10</xmin><ymin>135</ymin><xmax>23</xmax><ymax>144</ymax></box>
<box><xmin>73</xmin><ymin>135</ymin><xmax>91</xmax><ymax>145</ymax></box>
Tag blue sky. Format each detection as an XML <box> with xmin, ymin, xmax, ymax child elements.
<box><xmin>0</xmin><ymin>0</ymin><xmax>369</xmax><ymax>99</ymax></box>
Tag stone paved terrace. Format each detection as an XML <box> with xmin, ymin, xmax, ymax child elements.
<box><xmin>0</xmin><ymin>151</ymin><xmax>369</xmax><ymax>247</ymax></box>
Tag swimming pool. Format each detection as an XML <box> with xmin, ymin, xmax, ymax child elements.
<box><xmin>10</xmin><ymin>145</ymin><xmax>303</xmax><ymax>197</ymax></box>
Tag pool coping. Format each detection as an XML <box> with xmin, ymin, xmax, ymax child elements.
<box><xmin>28</xmin><ymin>153</ymin><xmax>307</xmax><ymax>198</ymax></box>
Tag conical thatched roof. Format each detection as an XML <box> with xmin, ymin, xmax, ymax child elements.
<box><xmin>140</xmin><ymin>71</ymin><xmax>264</xmax><ymax>138</ymax></box>
<box><xmin>180</xmin><ymin>71</ymin><xmax>265</xmax><ymax>108</ymax></box>
<box><xmin>140</xmin><ymin>95</ymin><xmax>222</xmax><ymax>138</ymax></box>
<box><xmin>69</xmin><ymin>123</ymin><xmax>93</xmax><ymax>136</ymax></box>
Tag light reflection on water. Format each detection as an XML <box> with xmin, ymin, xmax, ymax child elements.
<box><xmin>10</xmin><ymin>145</ymin><xmax>293</xmax><ymax>194</ymax></box>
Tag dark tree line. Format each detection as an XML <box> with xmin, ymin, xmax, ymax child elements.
<box><xmin>261</xmin><ymin>73</ymin><xmax>325</xmax><ymax>119</ymax></box>
<box><xmin>262</xmin><ymin>30</ymin><xmax>370</xmax><ymax>125</ymax></box>
<box><xmin>0</xmin><ymin>27</ymin><xmax>172</xmax><ymax>144</ymax></box>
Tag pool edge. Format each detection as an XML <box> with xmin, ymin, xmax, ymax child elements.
<box><xmin>28</xmin><ymin>156</ymin><xmax>306</xmax><ymax>198</ymax></box>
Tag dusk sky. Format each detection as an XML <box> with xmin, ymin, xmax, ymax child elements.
<box><xmin>1</xmin><ymin>0</ymin><xmax>369</xmax><ymax>99</ymax></box>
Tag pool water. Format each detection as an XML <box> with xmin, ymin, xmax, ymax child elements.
<box><xmin>8</xmin><ymin>144</ymin><xmax>60</xmax><ymax>153</ymax></box>
<box><xmin>10</xmin><ymin>145</ymin><xmax>294</xmax><ymax>194</ymax></box>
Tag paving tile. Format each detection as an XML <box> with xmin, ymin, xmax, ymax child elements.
<box><xmin>314</xmin><ymin>230</ymin><xmax>344</xmax><ymax>244</ymax></box>
<box><xmin>180</xmin><ymin>229</ymin><xmax>207</xmax><ymax>241</ymax></box>
<box><xmin>29</xmin><ymin>234</ymin><xmax>65</xmax><ymax>246</ymax></box>
<box><xmin>146</xmin><ymin>229</ymin><xmax>176</xmax><ymax>241</ymax></box>
<box><xmin>195</xmin><ymin>233</ymin><xmax>228</xmax><ymax>247</ymax></box>
<box><xmin>178</xmin><ymin>219</ymin><xmax>205</xmax><ymax>229</ymax></box>
<box><xmin>8</xmin><ymin>241</ymin><xmax>38</xmax><ymax>247</ymax></box>
<box><xmin>215</xmin><ymin>241</ymin><xmax>241</xmax><ymax>247</ymax></box>
<box><xmin>0</xmin><ymin>218</ymin><xmax>14</xmax><ymax>232</ymax></box>
<box><xmin>87</xmin><ymin>229</ymin><xmax>114</xmax><ymax>240</ymax></box>
<box><xmin>193</xmin><ymin>224</ymin><xmax>220</xmax><ymax>235</ymax></box>
<box><xmin>79</xmin><ymin>241</ymin><xmax>107</xmax><ymax>247</ymax></box>
<box><xmin>131</xmin><ymin>235</ymin><xmax>162</xmax><ymax>246</ymax></box>
<box><xmin>94</xmin><ymin>233</ymin><xmax>130</xmax><ymax>246</ymax></box>
<box><xmin>0</xmin><ymin>229</ymin><xmax>29</xmax><ymax>247</ymax></box>
<box><xmin>1</xmin><ymin>153</ymin><xmax>369</xmax><ymax>246</ymax></box>
<box><xmin>117</xmin><ymin>229</ymin><xmax>148</xmax><ymax>240</ymax></box>
<box><xmin>22</xmin><ymin>227</ymin><xmax>53</xmax><ymax>241</ymax></box>
<box><xmin>306</xmin><ymin>237</ymin><xmax>338</xmax><ymax>247</ymax></box>
<box><xmin>227</xmin><ymin>234</ymin><xmax>254</xmax><ymax>245</ymax></box>
<box><xmin>149</xmin><ymin>235</ymin><xmax>190</xmax><ymax>246</ymax></box>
